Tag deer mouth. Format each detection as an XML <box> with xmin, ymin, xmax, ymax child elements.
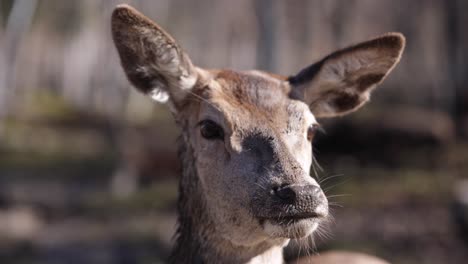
<box><xmin>260</xmin><ymin>215</ymin><xmax>322</xmax><ymax>239</ymax></box>
<box><xmin>251</xmin><ymin>184</ymin><xmax>329</xmax><ymax>238</ymax></box>
<box><xmin>256</xmin><ymin>203</ymin><xmax>328</xmax><ymax>223</ymax></box>
<box><xmin>259</xmin><ymin>211</ymin><xmax>324</xmax><ymax>225</ymax></box>
<box><xmin>256</xmin><ymin>208</ymin><xmax>328</xmax><ymax>239</ymax></box>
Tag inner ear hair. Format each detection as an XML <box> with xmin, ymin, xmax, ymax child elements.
<box><xmin>289</xmin><ymin>32</ymin><xmax>405</xmax><ymax>87</ymax></box>
<box><xmin>111</xmin><ymin>4</ymin><xmax>197</xmax><ymax>103</ymax></box>
<box><xmin>289</xmin><ymin>32</ymin><xmax>405</xmax><ymax>118</ymax></box>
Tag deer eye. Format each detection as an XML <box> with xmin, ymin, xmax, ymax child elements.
<box><xmin>199</xmin><ymin>120</ymin><xmax>224</xmax><ymax>140</ymax></box>
<box><xmin>307</xmin><ymin>124</ymin><xmax>321</xmax><ymax>141</ymax></box>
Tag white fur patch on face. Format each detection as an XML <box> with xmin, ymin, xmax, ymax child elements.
<box><xmin>283</xmin><ymin>101</ymin><xmax>318</xmax><ymax>180</ymax></box>
<box><xmin>248</xmin><ymin>244</ymin><xmax>286</xmax><ymax>264</ymax></box>
<box><xmin>304</xmin><ymin>108</ymin><xmax>317</xmax><ymax>128</ymax></box>
<box><xmin>263</xmin><ymin>219</ymin><xmax>319</xmax><ymax>239</ymax></box>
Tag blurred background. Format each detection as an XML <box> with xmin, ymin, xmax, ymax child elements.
<box><xmin>1</xmin><ymin>0</ymin><xmax>467</xmax><ymax>263</ymax></box>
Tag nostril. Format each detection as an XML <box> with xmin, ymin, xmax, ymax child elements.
<box><xmin>273</xmin><ymin>185</ymin><xmax>297</xmax><ymax>203</ymax></box>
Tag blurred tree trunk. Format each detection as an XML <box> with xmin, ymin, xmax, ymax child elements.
<box><xmin>331</xmin><ymin>0</ymin><xmax>355</xmax><ymax>46</ymax></box>
<box><xmin>0</xmin><ymin>0</ymin><xmax>37</xmax><ymax>124</ymax></box>
<box><xmin>254</xmin><ymin>0</ymin><xmax>278</xmax><ymax>72</ymax></box>
<box><xmin>445</xmin><ymin>0</ymin><xmax>468</xmax><ymax>138</ymax></box>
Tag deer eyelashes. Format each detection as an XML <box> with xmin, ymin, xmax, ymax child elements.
<box><xmin>307</xmin><ymin>124</ymin><xmax>323</xmax><ymax>141</ymax></box>
<box><xmin>199</xmin><ymin>120</ymin><xmax>225</xmax><ymax>140</ymax></box>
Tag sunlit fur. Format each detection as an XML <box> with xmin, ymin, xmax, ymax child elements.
<box><xmin>111</xmin><ymin>4</ymin><xmax>404</xmax><ymax>264</ymax></box>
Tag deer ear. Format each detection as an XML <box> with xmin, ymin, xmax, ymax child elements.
<box><xmin>289</xmin><ymin>33</ymin><xmax>405</xmax><ymax>118</ymax></box>
<box><xmin>111</xmin><ymin>4</ymin><xmax>198</xmax><ymax>104</ymax></box>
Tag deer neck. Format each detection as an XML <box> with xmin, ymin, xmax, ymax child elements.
<box><xmin>169</xmin><ymin>129</ymin><xmax>285</xmax><ymax>264</ymax></box>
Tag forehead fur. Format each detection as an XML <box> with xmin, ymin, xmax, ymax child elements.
<box><xmin>210</xmin><ymin>70</ymin><xmax>290</xmax><ymax>116</ymax></box>
<box><xmin>183</xmin><ymin>69</ymin><xmax>314</xmax><ymax>138</ymax></box>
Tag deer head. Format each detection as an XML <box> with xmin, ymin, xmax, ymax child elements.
<box><xmin>112</xmin><ymin>4</ymin><xmax>405</xmax><ymax>263</ymax></box>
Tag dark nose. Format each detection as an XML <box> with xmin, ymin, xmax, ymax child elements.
<box><xmin>273</xmin><ymin>184</ymin><xmax>321</xmax><ymax>204</ymax></box>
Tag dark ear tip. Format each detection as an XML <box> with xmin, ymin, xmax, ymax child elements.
<box><xmin>111</xmin><ymin>4</ymin><xmax>148</xmax><ymax>27</ymax></box>
<box><xmin>115</xmin><ymin>3</ymin><xmax>133</xmax><ymax>10</ymax></box>
<box><xmin>378</xmin><ymin>32</ymin><xmax>406</xmax><ymax>53</ymax></box>
<box><xmin>112</xmin><ymin>4</ymin><xmax>135</xmax><ymax>19</ymax></box>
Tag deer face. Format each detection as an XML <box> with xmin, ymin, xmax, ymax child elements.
<box><xmin>112</xmin><ymin>4</ymin><xmax>404</xmax><ymax>247</ymax></box>
<box><xmin>183</xmin><ymin>70</ymin><xmax>327</xmax><ymax>244</ymax></box>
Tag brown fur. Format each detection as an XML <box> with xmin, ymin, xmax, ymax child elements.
<box><xmin>356</xmin><ymin>73</ymin><xmax>386</xmax><ymax>92</ymax></box>
<box><xmin>111</xmin><ymin>4</ymin><xmax>404</xmax><ymax>264</ymax></box>
<box><xmin>289</xmin><ymin>33</ymin><xmax>405</xmax><ymax>118</ymax></box>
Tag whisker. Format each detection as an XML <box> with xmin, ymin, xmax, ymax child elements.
<box><xmin>310</xmin><ymin>153</ymin><xmax>323</xmax><ymax>180</ymax></box>
<box><xmin>326</xmin><ymin>193</ymin><xmax>351</xmax><ymax>199</ymax></box>
<box><xmin>323</xmin><ymin>178</ymin><xmax>352</xmax><ymax>194</ymax></box>
<box><xmin>318</xmin><ymin>173</ymin><xmax>345</xmax><ymax>185</ymax></box>
<box><xmin>327</xmin><ymin>202</ymin><xmax>344</xmax><ymax>208</ymax></box>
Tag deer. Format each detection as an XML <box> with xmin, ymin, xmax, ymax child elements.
<box><xmin>111</xmin><ymin>4</ymin><xmax>405</xmax><ymax>264</ymax></box>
